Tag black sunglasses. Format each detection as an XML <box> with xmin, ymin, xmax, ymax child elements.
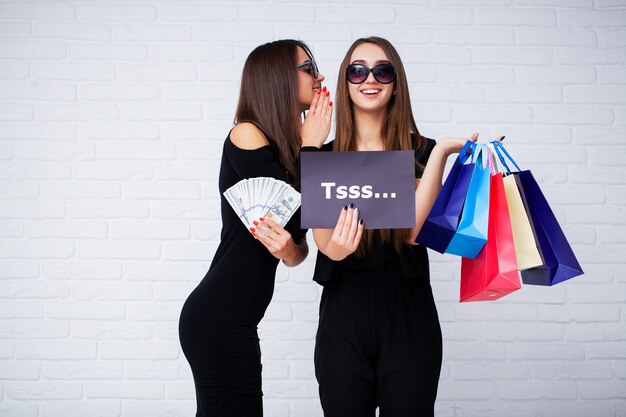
<box><xmin>346</xmin><ymin>63</ymin><xmax>396</xmax><ymax>84</ymax></box>
<box><xmin>297</xmin><ymin>59</ymin><xmax>320</xmax><ymax>80</ymax></box>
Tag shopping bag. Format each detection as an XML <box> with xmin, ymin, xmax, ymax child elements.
<box><xmin>515</xmin><ymin>171</ymin><xmax>584</xmax><ymax>285</ymax></box>
<box><xmin>488</xmin><ymin>142</ymin><xmax>542</xmax><ymax>270</ymax></box>
<box><xmin>460</xmin><ymin>160</ymin><xmax>521</xmax><ymax>302</ymax></box>
<box><xmin>416</xmin><ymin>141</ymin><xmax>475</xmax><ymax>253</ymax></box>
<box><xmin>492</xmin><ymin>141</ymin><xmax>583</xmax><ymax>285</ymax></box>
<box><xmin>445</xmin><ymin>145</ymin><xmax>490</xmax><ymax>258</ymax></box>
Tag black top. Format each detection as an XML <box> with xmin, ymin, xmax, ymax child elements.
<box><xmin>305</xmin><ymin>136</ymin><xmax>437</xmax><ymax>285</ymax></box>
<box><xmin>195</xmin><ymin>133</ymin><xmax>306</xmax><ymax>327</ymax></box>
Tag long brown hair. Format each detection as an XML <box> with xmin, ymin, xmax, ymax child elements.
<box><xmin>234</xmin><ymin>40</ymin><xmax>315</xmax><ymax>185</ymax></box>
<box><xmin>334</xmin><ymin>37</ymin><xmax>429</xmax><ymax>256</ymax></box>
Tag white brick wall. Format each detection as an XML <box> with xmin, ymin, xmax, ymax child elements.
<box><xmin>1</xmin><ymin>0</ymin><xmax>625</xmax><ymax>416</ymax></box>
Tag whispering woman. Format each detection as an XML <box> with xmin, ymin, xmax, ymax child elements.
<box><xmin>179</xmin><ymin>39</ymin><xmax>332</xmax><ymax>416</ymax></box>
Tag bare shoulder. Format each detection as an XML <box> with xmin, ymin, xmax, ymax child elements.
<box><xmin>230</xmin><ymin>122</ymin><xmax>269</xmax><ymax>150</ymax></box>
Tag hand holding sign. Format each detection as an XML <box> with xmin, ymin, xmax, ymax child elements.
<box><xmin>300</xmin><ymin>151</ymin><xmax>415</xmax><ymax>229</ymax></box>
<box><xmin>321</xmin><ymin>204</ymin><xmax>365</xmax><ymax>261</ymax></box>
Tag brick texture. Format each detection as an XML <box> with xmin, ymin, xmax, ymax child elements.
<box><xmin>1</xmin><ymin>1</ymin><xmax>624</xmax><ymax>416</ymax></box>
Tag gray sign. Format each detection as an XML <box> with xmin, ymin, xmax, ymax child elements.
<box><xmin>301</xmin><ymin>151</ymin><xmax>416</xmax><ymax>229</ymax></box>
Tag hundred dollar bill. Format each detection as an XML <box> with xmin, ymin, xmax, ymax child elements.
<box><xmin>223</xmin><ymin>185</ymin><xmax>251</xmax><ymax>227</ymax></box>
<box><xmin>265</xmin><ymin>185</ymin><xmax>301</xmax><ymax>227</ymax></box>
<box><xmin>224</xmin><ymin>177</ymin><xmax>301</xmax><ymax>231</ymax></box>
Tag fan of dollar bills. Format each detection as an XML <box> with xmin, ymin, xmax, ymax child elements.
<box><xmin>223</xmin><ymin>177</ymin><xmax>301</xmax><ymax>230</ymax></box>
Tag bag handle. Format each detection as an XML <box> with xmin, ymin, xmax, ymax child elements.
<box><xmin>472</xmin><ymin>143</ymin><xmax>482</xmax><ymax>164</ymax></box>
<box><xmin>487</xmin><ymin>143</ymin><xmax>506</xmax><ymax>175</ymax></box>
<box><xmin>480</xmin><ymin>144</ymin><xmax>495</xmax><ymax>175</ymax></box>
<box><xmin>463</xmin><ymin>143</ymin><xmax>477</xmax><ymax>166</ymax></box>
<box><xmin>491</xmin><ymin>140</ymin><xmax>521</xmax><ymax>174</ymax></box>
<box><xmin>458</xmin><ymin>140</ymin><xmax>474</xmax><ymax>164</ymax></box>
<box><xmin>472</xmin><ymin>144</ymin><xmax>496</xmax><ymax>175</ymax></box>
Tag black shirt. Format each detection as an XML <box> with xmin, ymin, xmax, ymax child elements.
<box><xmin>304</xmin><ymin>136</ymin><xmax>437</xmax><ymax>284</ymax></box>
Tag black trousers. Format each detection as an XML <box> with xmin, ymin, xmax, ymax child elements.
<box><xmin>314</xmin><ymin>270</ymin><xmax>442</xmax><ymax>417</ymax></box>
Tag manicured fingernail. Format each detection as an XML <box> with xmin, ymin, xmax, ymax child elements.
<box><xmin>260</xmin><ymin>218</ymin><xmax>265</xmax><ymax>222</ymax></box>
<box><xmin>322</xmin><ymin>86</ymin><xmax>327</xmax><ymax>92</ymax></box>
<box><xmin>250</xmin><ymin>227</ymin><xmax>256</xmax><ymax>233</ymax></box>
<box><xmin>329</xmin><ymin>101</ymin><xmax>333</xmax><ymax>107</ymax></box>
<box><xmin>359</xmin><ymin>219</ymin><xmax>364</xmax><ymax>225</ymax></box>
<box><xmin>349</xmin><ymin>203</ymin><xmax>354</xmax><ymax>209</ymax></box>
<box><xmin>326</xmin><ymin>91</ymin><xmax>330</xmax><ymax>97</ymax></box>
<box><xmin>317</xmin><ymin>89</ymin><xmax>321</xmax><ymax>94</ymax></box>
<box><xmin>253</xmin><ymin>220</ymin><xmax>258</xmax><ymax>226</ymax></box>
<box><xmin>343</xmin><ymin>206</ymin><xmax>348</xmax><ymax>210</ymax></box>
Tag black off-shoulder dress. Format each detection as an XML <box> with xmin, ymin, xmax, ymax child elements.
<box><xmin>179</xmin><ymin>134</ymin><xmax>305</xmax><ymax>417</ymax></box>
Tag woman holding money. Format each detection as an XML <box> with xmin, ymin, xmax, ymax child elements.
<box><xmin>305</xmin><ymin>37</ymin><xmax>478</xmax><ymax>416</ymax></box>
<box><xmin>179</xmin><ymin>39</ymin><xmax>331</xmax><ymax>416</ymax></box>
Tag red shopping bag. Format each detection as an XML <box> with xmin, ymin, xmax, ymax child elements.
<box><xmin>460</xmin><ymin>171</ymin><xmax>521</xmax><ymax>302</ymax></box>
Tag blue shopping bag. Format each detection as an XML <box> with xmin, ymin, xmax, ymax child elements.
<box><xmin>445</xmin><ymin>144</ymin><xmax>491</xmax><ymax>258</ymax></box>
<box><xmin>492</xmin><ymin>141</ymin><xmax>583</xmax><ymax>285</ymax></box>
<box><xmin>416</xmin><ymin>141</ymin><xmax>475</xmax><ymax>253</ymax></box>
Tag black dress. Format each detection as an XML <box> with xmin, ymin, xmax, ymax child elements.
<box><xmin>179</xmin><ymin>133</ymin><xmax>305</xmax><ymax>417</ymax></box>
<box><xmin>310</xmin><ymin>137</ymin><xmax>443</xmax><ymax>417</ymax></box>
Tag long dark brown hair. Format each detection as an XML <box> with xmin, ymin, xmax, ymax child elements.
<box><xmin>334</xmin><ymin>37</ymin><xmax>429</xmax><ymax>256</ymax></box>
<box><xmin>234</xmin><ymin>40</ymin><xmax>315</xmax><ymax>185</ymax></box>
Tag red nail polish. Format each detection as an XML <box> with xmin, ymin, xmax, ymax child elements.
<box><xmin>326</xmin><ymin>91</ymin><xmax>330</xmax><ymax>97</ymax></box>
<box><xmin>329</xmin><ymin>101</ymin><xmax>333</xmax><ymax>107</ymax></box>
<box><xmin>260</xmin><ymin>218</ymin><xmax>265</xmax><ymax>222</ymax></box>
<box><xmin>322</xmin><ymin>86</ymin><xmax>327</xmax><ymax>92</ymax></box>
<box><xmin>250</xmin><ymin>227</ymin><xmax>255</xmax><ymax>233</ymax></box>
<box><xmin>253</xmin><ymin>220</ymin><xmax>259</xmax><ymax>226</ymax></box>
<box><xmin>317</xmin><ymin>89</ymin><xmax>321</xmax><ymax>95</ymax></box>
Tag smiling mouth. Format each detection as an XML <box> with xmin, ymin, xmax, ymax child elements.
<box><xmin>361</xmin><ymin>88</ymin><xmax>382</xmax><ymax>96</ymax></box>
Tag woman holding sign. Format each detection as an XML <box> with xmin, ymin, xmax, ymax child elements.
<box><xmin>179</xmin><ymin>40</ymin><xmax>332</xmax><ymax>416</ymax></box>
<box><xmin>306</xmin><ymin>37</ymin><xmax>478</xmax><ymax>416</ymax></box>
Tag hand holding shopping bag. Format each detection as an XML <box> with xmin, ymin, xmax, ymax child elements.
<box><xmin>416</xmin><ymin>140</ymin><xmax>475</xmax><ymax>253</ymax></box>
